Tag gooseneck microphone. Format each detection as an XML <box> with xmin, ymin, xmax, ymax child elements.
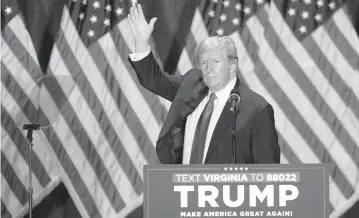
<box><xmin>229</xmin><ymin>93</ymin><xmax>240</xmax><ymax>163</ymax></box>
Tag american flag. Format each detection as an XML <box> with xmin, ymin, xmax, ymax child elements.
<box><xmin>1</xmin><ymin>0</ymin><xmax>358</xmax><ymax>218</ymax></box>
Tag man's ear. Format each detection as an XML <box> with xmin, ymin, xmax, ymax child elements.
<box><xmin>229</xmin><ymin>62</ymin><xmax>237</xmax><ymax>74</ymax></box>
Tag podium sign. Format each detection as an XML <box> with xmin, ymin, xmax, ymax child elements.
<box><xmin>144</xmin><ymin>164</ymin><xmax>328</xmax><ymax>218</ymax></box>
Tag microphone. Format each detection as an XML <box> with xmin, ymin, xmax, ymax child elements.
<box><xmin>229</xmin><ymin>93</ymin><xmax>240</xmax><ymax>111</ymax></box>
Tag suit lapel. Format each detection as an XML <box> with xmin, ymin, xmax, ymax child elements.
<box><xmin>204</xmin><ymin>77</ymin><xmax>242</xmax><ymax>163</ymax></box>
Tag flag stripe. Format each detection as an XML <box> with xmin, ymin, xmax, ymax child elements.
<box><xmin>278</xmin><ymin>136</ymin><xmax>301</xmax><ymax>164</ymax></box>
<box><xmin>0</xmin><ymin>40</ymin><xmax>40</xmax><ymax>105</ymax></box>
<box><xmin>116</xmin><ymin>19</ymin><xmax>171</xmax><ymax>110</ymax></box>
<box><xmin>34</xmin><ymin>85</ymin><xmax>107</xmax><ymax>218</ymax></box>
<box><xmin>1</xmin><ymin>175</ymin><xmax>22</xmax><ymax>217</ymax></box>
<box><xmin>1</xmin><ymin>63</ymin><xmax>59</xmax><ymax>188</ymax></box>
<box><xmin>95</xmin><ymin>34</ymin><xmax>159</xmax><ymax>162</ymax></box>
<box><xmin>112</xmin><ymin>24</ymin><xmax>167</xmax><ymax>127</ymax></box>
<box><xmin>1</xmin><ymin>64</ymin><xmax>51</xmax><ymax>187</ymax></box>
<box><xmin>324</xmin><ymin>18</ymin><xmax>359</xmax><ymax>70</ymax></box>
<box><xmin>232</xmin><ymin>26</ymin><xmax>344</xmax><ymax>209</ymax></box>
<box><xmin>1</xmin><ymin>27</ymin><xmax>42</xmax><ymax>82</ymax></box>
<box><xmin>0</xmin><ymin>151</ymin><xmax>28</xmax><ymax>205</ymax></box>
<box><xmin>59</xmin><ymin>7</ymin><xmax>150</xmax><ymax>184</ymax></box>
<box><xmin>329</xmin><ymin>8</ymin><xmax>359</xmax><ymax>68</ymax></box>
<box><xmin>42</xmin><ymin>126</ymin><xmax>101</xmax><ymax>218</ymax></box>
<box><xmin>44</xmin><ymin>66</ymin><xmax>127</xmax><ymax>212</ymax></box>
<box><xmin>261</xmin><ymin>4</ymin><xmax>359</xmax><ymax>186</ymax></box>
<box><xmin>1</xmin><ymin>200</ymin><xmax>11</xmax><ymax>218</ymax></box>
<box><xmin>175</xmin><ymin>8</ymin><xmax>210</xmax><ymax>76</ymax></box>
<box><xmin>1</xmin><ymin>128</ymin><xmax>43</xmax><ymax>196</ymax></box>
<box><xmin>304</xmin><ymin>34</ymin><xmax>359</xmax><ymax>129</ymax></box>
<box><xmin>104</xmin><ymin>28</ymin><xmax>161</xmax><ymax>147</ymax></box>
<box><xmin>7</xmin><ymin>15</ymin><xmax>40</xmax><ymax>67</ymax></box>
<box><xmin>261</xmin><ymin>16</ymin><xmax>359</xmax><ymax>170</ymax></box>
<box><xmin>243</xmin><ymin>15</ymin><xmax>355</xmax><ymax>199</ymax></box>
<box><xmin>52</xmin><ymin>32</ymin><xmax>145</xmax><ymax>197</ymax></box>
<box><xmin>111</xmin><ymin>26</ymin><xmax>167</xmax><ymax>126</ymax></box>
<box><xmin>49</xmin><ymin>43</ymin><xmax>144</xmax><ymax>203</ymax></box>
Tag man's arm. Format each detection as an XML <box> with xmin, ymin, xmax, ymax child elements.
<box><xmin>128</xmin><ymin>51</ymin><xmax>183</xmax><ymax>102</ymax></box>
<box><xmin>251</xmin><ymin>104</ymin><xmax>281</xmax><ymax>163</ymax></box>
<box><xmin>127</xmin><ymin>3</ymin><xmax>183</xmax><ymax>101</ymax></box>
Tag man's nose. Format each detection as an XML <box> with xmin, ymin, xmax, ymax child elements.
<box><xmin>206</xmin><ymin>62</ymin><xmax>213</xmax><ymax>71</ymax></box>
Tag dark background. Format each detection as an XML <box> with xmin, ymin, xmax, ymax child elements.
<box><xmin>13</xmin><ymin>0</ymin><xmax>359</xmax><ymax>217</ymax></box>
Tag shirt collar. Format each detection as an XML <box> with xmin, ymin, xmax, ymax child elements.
<box><xmin>209</xmin><ymin>77</ymin><xmax>237</xmax><ymax>105</ymax></box>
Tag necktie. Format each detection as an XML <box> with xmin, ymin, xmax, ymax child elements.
<box><xmin>190</xmin><ymin>93</ymin><xmax>217</xmax><ymax>164</ymax></box>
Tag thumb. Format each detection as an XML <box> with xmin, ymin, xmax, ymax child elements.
<box><xmin>149</xmin><ymin>17</ymin><xmax>157</xmax><ymax>29</ymax></box>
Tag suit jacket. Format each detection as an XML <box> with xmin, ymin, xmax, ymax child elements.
<box><xmin>129</xmin><ymin>53</ymin><xmax>280</xmax><ymax>164</ymax></box>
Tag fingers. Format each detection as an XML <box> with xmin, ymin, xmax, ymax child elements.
<box><xmin>128</xmin><ymin>14</ymin><xmax>134</xmax><ymax>28</ymax></box>
<box><xmin>132</xmin><ymin>2</ymin><xmax>139</xmax><ymax>20</ymax></box>
<box><xmin>129</xmin><ymin>3</ymin><xmax>144</xmax><ymax>22</ymax></box>
<box><xmin>137</xmin><ymin>4</ymin><xmax>144</xmax><ymax>19</ymax></box>
<box><xmin>130</xmin><ymin>3</ymin><xmax>135</xmax><ymax>20</ymax></box>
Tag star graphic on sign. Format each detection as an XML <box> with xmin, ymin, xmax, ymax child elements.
<box><xmin>244</xmin><ymin>7</ymin><xmax>251</xmax><ymax>14</ymax></box>
<box><xmin>219</xmin><ymin>14</ymin><xmax>227</xmax><ymax>22</ymax></box>
<box><xmin>240</xmin><ymin>167</ymin><xmax>243</xmax><ymax>171</ymax></box>
<box><xmin>299</xmin><ymin>25</ymin><xmax>307</xmax><ymax>34</ymax></box>
<box><xmin>4</xmin><ymin>6</ymin><xmax>12</xmax><ymax>15</ymax></box>
<box><xmin>79</xmin><ymin>13</ymin><xmax>85</xmax><ymax>20</ymax></box>
<box><xmin>244</xmin><ymin>167</ymin><xmax>248</xmax><ymax>171</ymax></box>
<box><xmin>82</xmin><ymin>0</ymin><xmax>87</xmax><ymax>4</ymax></box>
<box><xmin>288</xmin><ymin>8</ymin><xmax>296</xmax><ymax>16</ymax></box>
<box><xmin>224</xmin><ymin>167</ymin><xmax>228</xmax><ymax>171</ymax></box>
<box><xmin>303</xmin><ymin>0</ymin><xmax>311</xmax><ymax>5</ymax></box>
<box><xmin>235</xmin><ymin>3</ymin><xmax>242</xmax><ymax>11</ymax></box>
<box><xmin>315</xmin><ymin>14</ymin><xmax>322</xmax><ymax>22</ymax></box>
<box><xmin>116</xmin><ymin>7</ymin><xmax>123</xmax><ymax>16</ymax></box>
<box><xmin>216</xmin><ymin>28</ymin><xmax>224</xmax><ymax>35</ymax></box>
<box><xmin>208</xmin><ymin>10</ymin><xmax>215</xmax><ymax>17</ymax></box>
<box><xmin>256</xmin><ymin>0</ymin><xmax>264</xmax><ymax>4</ymax></box>
<box><xmin>87</xmin><ymin>30</ymin><xmax>95</xmax><ymax>37</ymax></box>
<box><xmin>90</xmin><ymin>15</ymin><xmax>98</xmax><ymax>23</ymax></box>
<box><xmin>235</xmin><ymin>167</ymin><xmax>238</xmax><ymax>171</ymax></box>
<box><xmin>105</xmin><ymin>4</ymin><xmax>111</xmax><ymax>12</ymax></box>
<box><xmin>229</xmin><ymin>167</ymin><xmax>233</xmax><ymax>171</ymax></box>
<box><xmin>329</xmin><ymin>2</ymin><xmax>336</xmax><ymax>10</ymax></box>
<box><xmin>301</xmin><ymin>11</ymin><xmax>309</xmax><ymax>20</ymax></box>
<box><xmin>93</xmin><ymin>1</ymin><xmax>100</xmax><ymax>9</ymax></box>
<box><xmin>104</xmin><ymin>18</ymin><xmax>110</xmax><ymax>26</ymax></box>
<box><xmin>223</xmin><ymin>0</ymin><xmax>230</xmax><ymax>7</ymax></box>
<box><xmin>316</xmin><ymin>0</ymin><xmax>323</xmax><ymax>7</ymax></box>
<box><xmin>232</xmin><ymin>18</ymin><xmax>240</xmax><ymax>26</ymax></box>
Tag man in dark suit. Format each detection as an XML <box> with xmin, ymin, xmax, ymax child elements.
<box><xmin>127</xmin><ymin>3</ymin><xmax>280</xmax><ymax>164</ymax></box>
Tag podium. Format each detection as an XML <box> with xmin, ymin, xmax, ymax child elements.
<box><xmin>143</xmin><ymin>164</ymin><xmax>329</xmax><ymax>218</ymax></box>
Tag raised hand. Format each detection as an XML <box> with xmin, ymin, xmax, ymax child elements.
<box><xmin>128</xmin><ymin>3</ymin><xmax>157</xmax><ymax>53</ymax></box>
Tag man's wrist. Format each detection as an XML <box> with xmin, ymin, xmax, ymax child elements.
<box><xmin>135</xmin><ymin>41</ymin><xmax>150</xmax><ymax>53</ymax></box>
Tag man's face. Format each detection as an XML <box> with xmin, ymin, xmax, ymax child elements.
<box><xmin>198</xmin><ymin>49</ymin><xmax>232</xmax><ymax>92</ymax></box>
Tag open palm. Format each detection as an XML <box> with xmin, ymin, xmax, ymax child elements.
<box><xmin>128</xmin><ymin>3</ymin><xmax>157</xmax><ymax>42</ymax></box>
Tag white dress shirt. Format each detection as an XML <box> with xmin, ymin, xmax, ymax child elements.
<box><xmin>182</xmin><ymin>78</ymin><xmax>236</xmax><ymax>164</ymax></box>
<box><xmin>129</xmin><ymin>48</ymin><xmax>237</xmax><ymax>164</ymax></box>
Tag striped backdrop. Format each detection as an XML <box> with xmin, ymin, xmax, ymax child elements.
<box><xmin>1</xmin><ymin>0</ymin><xmax>359</xmax><ymax>218</ymax></box>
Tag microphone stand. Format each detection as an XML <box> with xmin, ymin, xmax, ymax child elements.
<box><xmin>23</xmin><ymin>124</ymin><xmax>40</xmax><ymax>218</ymax></box>
<box><xmin>231</xmin><ymin>104</ymin><xmax>237</xmax><ymax>163</ymax></box>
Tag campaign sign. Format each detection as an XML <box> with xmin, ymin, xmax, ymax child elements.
<box><xmin>144</xmin><ymin>164</ymin><xmax>328</xmax><ymax>218</ymax></box>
